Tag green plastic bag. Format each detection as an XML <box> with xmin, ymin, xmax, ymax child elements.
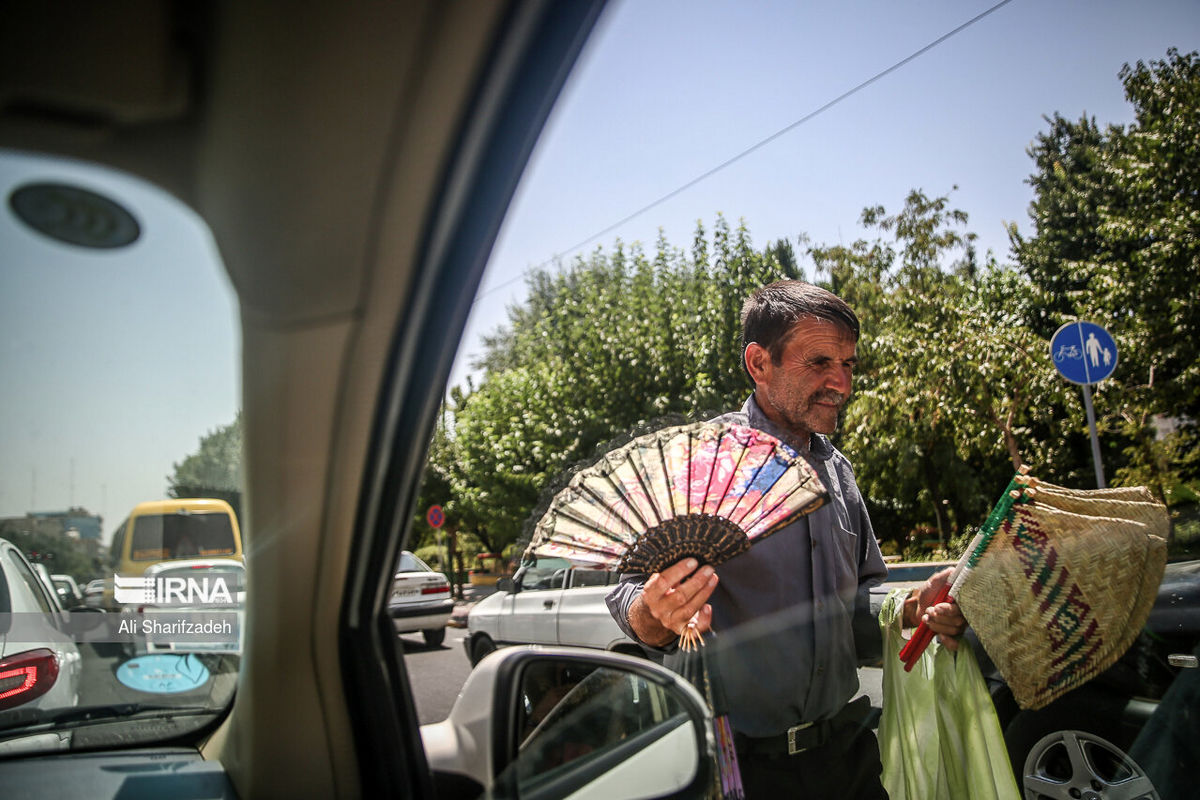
<box><xmin>877</xmin><ymin>589</ymin><xmax>1020</xmax><ymax>800</ymax></box>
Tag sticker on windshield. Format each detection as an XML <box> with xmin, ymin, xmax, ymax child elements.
<box><xmin>116</xmin><ymin>653</ymin><xmax>211</xmax><ymax>694</ymax></box>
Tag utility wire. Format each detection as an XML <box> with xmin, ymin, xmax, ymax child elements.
<box><xmin>475</xmin><ymin>0</ymin><xmax>1015</xmax><ymax>303</ymax></box>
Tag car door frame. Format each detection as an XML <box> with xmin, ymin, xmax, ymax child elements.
<box><xmin>336</xmin><ymin>1</ymin><xmax>608</xmax><ymax>796</ymax></box>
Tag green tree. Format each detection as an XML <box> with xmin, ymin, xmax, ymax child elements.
<box><xmin>167</xmin><ymin>413</ymin><xmax>244</xmax><ymax>525</ymax></box>
<box><xmin>442</xmin><ymin>217</ymin><xmax>792</xmax><ymax>555</ymax></box>
<box><xmin>1011</xmin><ymin>48</ymin><xmax>1200</xmax><ymax>515</ymax></box>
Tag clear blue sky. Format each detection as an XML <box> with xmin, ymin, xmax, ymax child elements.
<box><xmin>2</xmin><ymin>0</ymin><xmax>1196</xmax><ymax>542</ymax></box>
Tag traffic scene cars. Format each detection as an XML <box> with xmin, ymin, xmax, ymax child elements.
<box><xmin>0</xmin><ymin>3</ymin><xmax>1195</xmax><ymax>799</ymax></box>
<box><xmin>131</xmin><ymin>558</ymin><xmax>247</xmax><ymax>656</ymax></box>
<box><xmin>390</xmin><ymin>551</ymin><xmax>454</xmax><ymax>647</ymax></box>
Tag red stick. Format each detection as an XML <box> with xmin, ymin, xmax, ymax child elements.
<box><xmin>897</xmin><ymin>583</ymin><xmax>951</xmax><ymax>671</ymax></box>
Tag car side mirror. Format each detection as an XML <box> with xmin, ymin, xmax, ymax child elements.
<box><xmin>422</xmin><ymin>647</ymin><xmax>713</xmax><ymax>799</ymax></box>
<box><xmin>497</xmin><ymin>577</ymin><xmax>514</xmax><ymax>593</ymax></box>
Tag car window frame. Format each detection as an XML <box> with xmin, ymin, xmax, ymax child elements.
<box><xmin>335</xmin><ymin>2</ymin><xmax>608</xmax><ymax>796</ymax></box>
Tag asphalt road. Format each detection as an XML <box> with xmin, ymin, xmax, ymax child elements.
<box><xmin>400</xmin><ymin>627</ymin><xmax>474</xmax><ymax>725</ymax></box>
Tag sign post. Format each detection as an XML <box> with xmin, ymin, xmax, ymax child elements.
<box><xmin>1050</xmin><ymin>321</ymin><xmax>1118</xmax><ymax>488</ymax></box>
<box><xmin>426</xmin><ymin>504</ymin><xmax>446</xmax><ymax>575</ymax></box>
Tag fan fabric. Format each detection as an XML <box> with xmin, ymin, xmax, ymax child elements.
<box><xmin>526</xmin><ymin>421</ymin><xmax>827</xmax><ymax>575</ymax></box>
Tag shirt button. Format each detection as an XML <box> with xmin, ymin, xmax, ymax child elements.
<box><xmin>816</xmin><ymin>666</ymin><xmax>825</xmax><ymax>676</ymax></box>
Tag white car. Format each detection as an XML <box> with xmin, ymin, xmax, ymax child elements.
<box><xmin>389</xmin><ymin>551</ymin><xmax>454</xmax><ymax>646</ymax></box>
<box><xmin>50</xmin><ymin>575</ymin><xmax>84</xmax><ymax>609</ymax></box>
<box><xmin>133</xmin><ymin>558</ymin><xmax>246</xmax><ymax>655</ymax></box>
<box><xmin>0</xmin><ymin>539</ymin><xmax>83</xmax><ymax>721</ymax></box>
<box><xmin>465</xmin><ymin>556</ymin><xmax>648</xmax><ymax>666</ymax></box>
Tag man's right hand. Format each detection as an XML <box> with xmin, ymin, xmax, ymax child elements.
<box><xmin>627</xmin><ymin>558</ymin><xmax>718</xmax><ymax>647</ymax></box>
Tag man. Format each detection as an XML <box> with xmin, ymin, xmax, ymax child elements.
<box><xmin>606</xmin><ymin>280</ymin><xmax>967</xmax><ymax>798</ymax></box>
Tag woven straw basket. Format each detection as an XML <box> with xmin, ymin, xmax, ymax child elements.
<box><xmin>955</xmin><ymin>481</ymin><xmax>1168</xmax><ymax>710</ymax></box>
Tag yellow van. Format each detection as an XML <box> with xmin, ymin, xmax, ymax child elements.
<box><xmin>103</xmin><ymin>498</ymin><xmax>243</xmax><ymax>608</ymax></box>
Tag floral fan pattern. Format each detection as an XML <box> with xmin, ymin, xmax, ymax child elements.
<box><xmin>526</xmin><ymin>421</ymin><xmax>827</xmax><ymax>575</ymax></box>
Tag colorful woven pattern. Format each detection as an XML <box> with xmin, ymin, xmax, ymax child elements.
<box><xmin>955</xmin><ymin>482</ymin><xmax>1167</xmax><ymax>710</ymax></box>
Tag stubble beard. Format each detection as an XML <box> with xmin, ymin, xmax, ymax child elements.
<box><xmin>786</xmin><ymin>390</ymin><xmax>846</xmax><ymax>440</ymax></box>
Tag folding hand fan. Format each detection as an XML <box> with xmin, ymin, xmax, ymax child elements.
<box><xmin>524</xmin><ymin>420</ymin><xmax>828</xmax><ymax>576</ymax></box>
<box><xmin>899</xmin><ymin>469</ymin><xmax>1168</xmax><ymax>710</ymax></box>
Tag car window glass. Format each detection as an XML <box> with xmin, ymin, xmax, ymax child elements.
<box><xmin>9</xmin><ymin>554</ymin><xmax>55</xmax><ymax>616</ymax></box>
<box><xmin>397</xmin><ymin>552</ymin><xmax>431</xmax><ymax>573</ymax></box>
<box><xmin>0</xmin><ymin>553</ymin><xmax>12</xmax><ymax>615</ymax></box>
<box><xmin>2</xmin><ymin>150</ymin><xmax>241</xmax><ymax>743</ymax></box>
<box><xmin>568</xmin><ymin>568</ymin><xmax>613</xmax><ymax>589</ymax></box>
<box><xmin>518</xmin><ymin>558</ymin><xmax>571</xmax><ymax>592</ymax></box>
<box><xmin>131</xmin><ymin>512</ymin><xmax>237</xmax><ymax>561</ymax></box>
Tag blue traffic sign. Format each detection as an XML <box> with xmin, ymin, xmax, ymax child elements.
<box><xmin>1051</xmin><ymin>321</ymin><xmax>1118</xmax><ymax>385</ymax></box>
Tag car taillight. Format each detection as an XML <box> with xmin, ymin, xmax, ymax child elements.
<box><xmin>421</xmin><ymin>585</ymin><xmax>450</xmax><ymax>595</ymax></box>
<box><xmin>0</xmin><ymin>648</ymin><xmax>61</xmax><ymax>711</ymax></box>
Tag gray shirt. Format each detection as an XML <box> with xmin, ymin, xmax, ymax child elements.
<box><xmin>605</xmin><ymin>395</ymin><xmax>888</xmax><ymax>736</ymax></box>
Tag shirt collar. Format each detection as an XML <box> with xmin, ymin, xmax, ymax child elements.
<box><xmin>742</xmin><ymin>394</ymin><xmax>835</xmax><ymax>462</ymax></box>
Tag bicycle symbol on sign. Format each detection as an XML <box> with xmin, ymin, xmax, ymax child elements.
<box><xmin>1053</xmin><ymin>344</ymin><xmax>1081</xmax><ymax>363</ymax></box>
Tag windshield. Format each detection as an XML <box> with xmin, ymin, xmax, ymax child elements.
<box><xmin>131</xmin><ymin>513</ymin><xmax>237</xmax><ymax>561</ymax></box>
<box><xmin>397</xmin><ymin>553</ymin><xmax>432</xmax><ymax>573</ymax></box>
<box><xmin>0</xmin><ymin>150</ymin><xmax>241</xmax><ymax>748</ymax></box>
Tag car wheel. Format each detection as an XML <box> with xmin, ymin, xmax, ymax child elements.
<box><xmin>422</xmin><ymin>628</ymin><xmax>446</xmax><ymax>647</ymax></box>
<box><xmin>1022</xmin><ymin>730</ymin><xmax>1160</xmax><ymax>800</ymax></box>
<box><xmin>469</xmin><ymin>634</ymin><xmax>496</xmax><ymax>666</ymax></box>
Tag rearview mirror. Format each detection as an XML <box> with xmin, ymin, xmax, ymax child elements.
<box><xmin>497</xmin><ymin>576</ymin><xmax>514</xmax><ymax>593</ymax></box>
<box><xmin>422</xmin><ymin>646</ymin><xmax>713</xmax><ymax>799</ymax></box>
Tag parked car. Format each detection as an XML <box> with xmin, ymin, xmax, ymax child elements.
<box><xmin>465</xmin><ymin>557</ymin><xmax>649</xmax><ymax>666</ymax></box>
<box><xmin>390</xmin><ymin>551</ymin><xmax>454</xmax><ymax>647</ymax></box>
<box><xmin>0</xmin><ymin>539</ymin><xmax>83</xmax><ymax>720</ymax></box>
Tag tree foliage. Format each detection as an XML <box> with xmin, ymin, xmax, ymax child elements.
<box><xmin>430</xmin><ymin>217</ymin><xmax>800</xmax><ymax>554</ymax></box>
<box><xmin>1011</xmin><ymin>48</ymin><xmax>1200</xmax><ymax>510</ymax></box>
<box><xmin>166</xmin><ymin>413</ymin><xmax>244</xmax><ymax>525</ymax></box>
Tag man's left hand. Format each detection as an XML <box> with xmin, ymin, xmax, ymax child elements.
<box><xmin>904</xmin><ymin>566</ymin><xmax>968</xmax><ymax>651</ymax></box>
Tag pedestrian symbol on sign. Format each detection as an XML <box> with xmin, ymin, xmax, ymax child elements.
<box><xmin>1050</xmin><ymin>321</ymin><xmax>1118</xmax><ymax>385</ymax></box>
<box><xmin>1049</xmin><ymin>321</ymin><xmax>1118</xmax><ymax>489</ymax></box>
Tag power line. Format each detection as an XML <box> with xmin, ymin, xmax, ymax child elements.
<box><xmin>474</xmin><ymin>0</ymin><xmax>1015</xmax><ymax>304</ymax></box>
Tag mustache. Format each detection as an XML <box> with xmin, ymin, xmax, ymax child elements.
<box><xmin>808</xmin><ymin>390</ymin><xmax>847</xmax><ymax>407</ymax></box>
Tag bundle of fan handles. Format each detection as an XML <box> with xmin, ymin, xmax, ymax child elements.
<box><xmin>897</xmin><ymin>465</ymin><xmax>1169</xmax><ymax>710</ymax></box>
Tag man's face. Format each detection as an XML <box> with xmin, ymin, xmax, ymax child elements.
<box><xmin>745</xmin><ymin>317</ymin><xmax>857</xmax><ymax>441</ymax></box>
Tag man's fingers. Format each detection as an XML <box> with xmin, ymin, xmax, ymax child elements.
<box><xmin>643</xmin><ymin>558</ymin><xmax>718</xmax><ymax>631</ymax></box>
<box><xmin>923</xmin><ymin>601</ymin><xmax>967</xmax><ymax>639</ymax></box>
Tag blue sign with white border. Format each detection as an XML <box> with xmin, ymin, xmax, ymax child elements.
<box><xmin>1050</xmin><ymin>321</ymin><xmax>1118</xmax><ymax>385</ymax></box>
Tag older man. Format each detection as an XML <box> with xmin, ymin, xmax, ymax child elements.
<box><xmin>607</xmin><ymin>280</ymin><xmax>966</xmax><ymax>798</ymax></box>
